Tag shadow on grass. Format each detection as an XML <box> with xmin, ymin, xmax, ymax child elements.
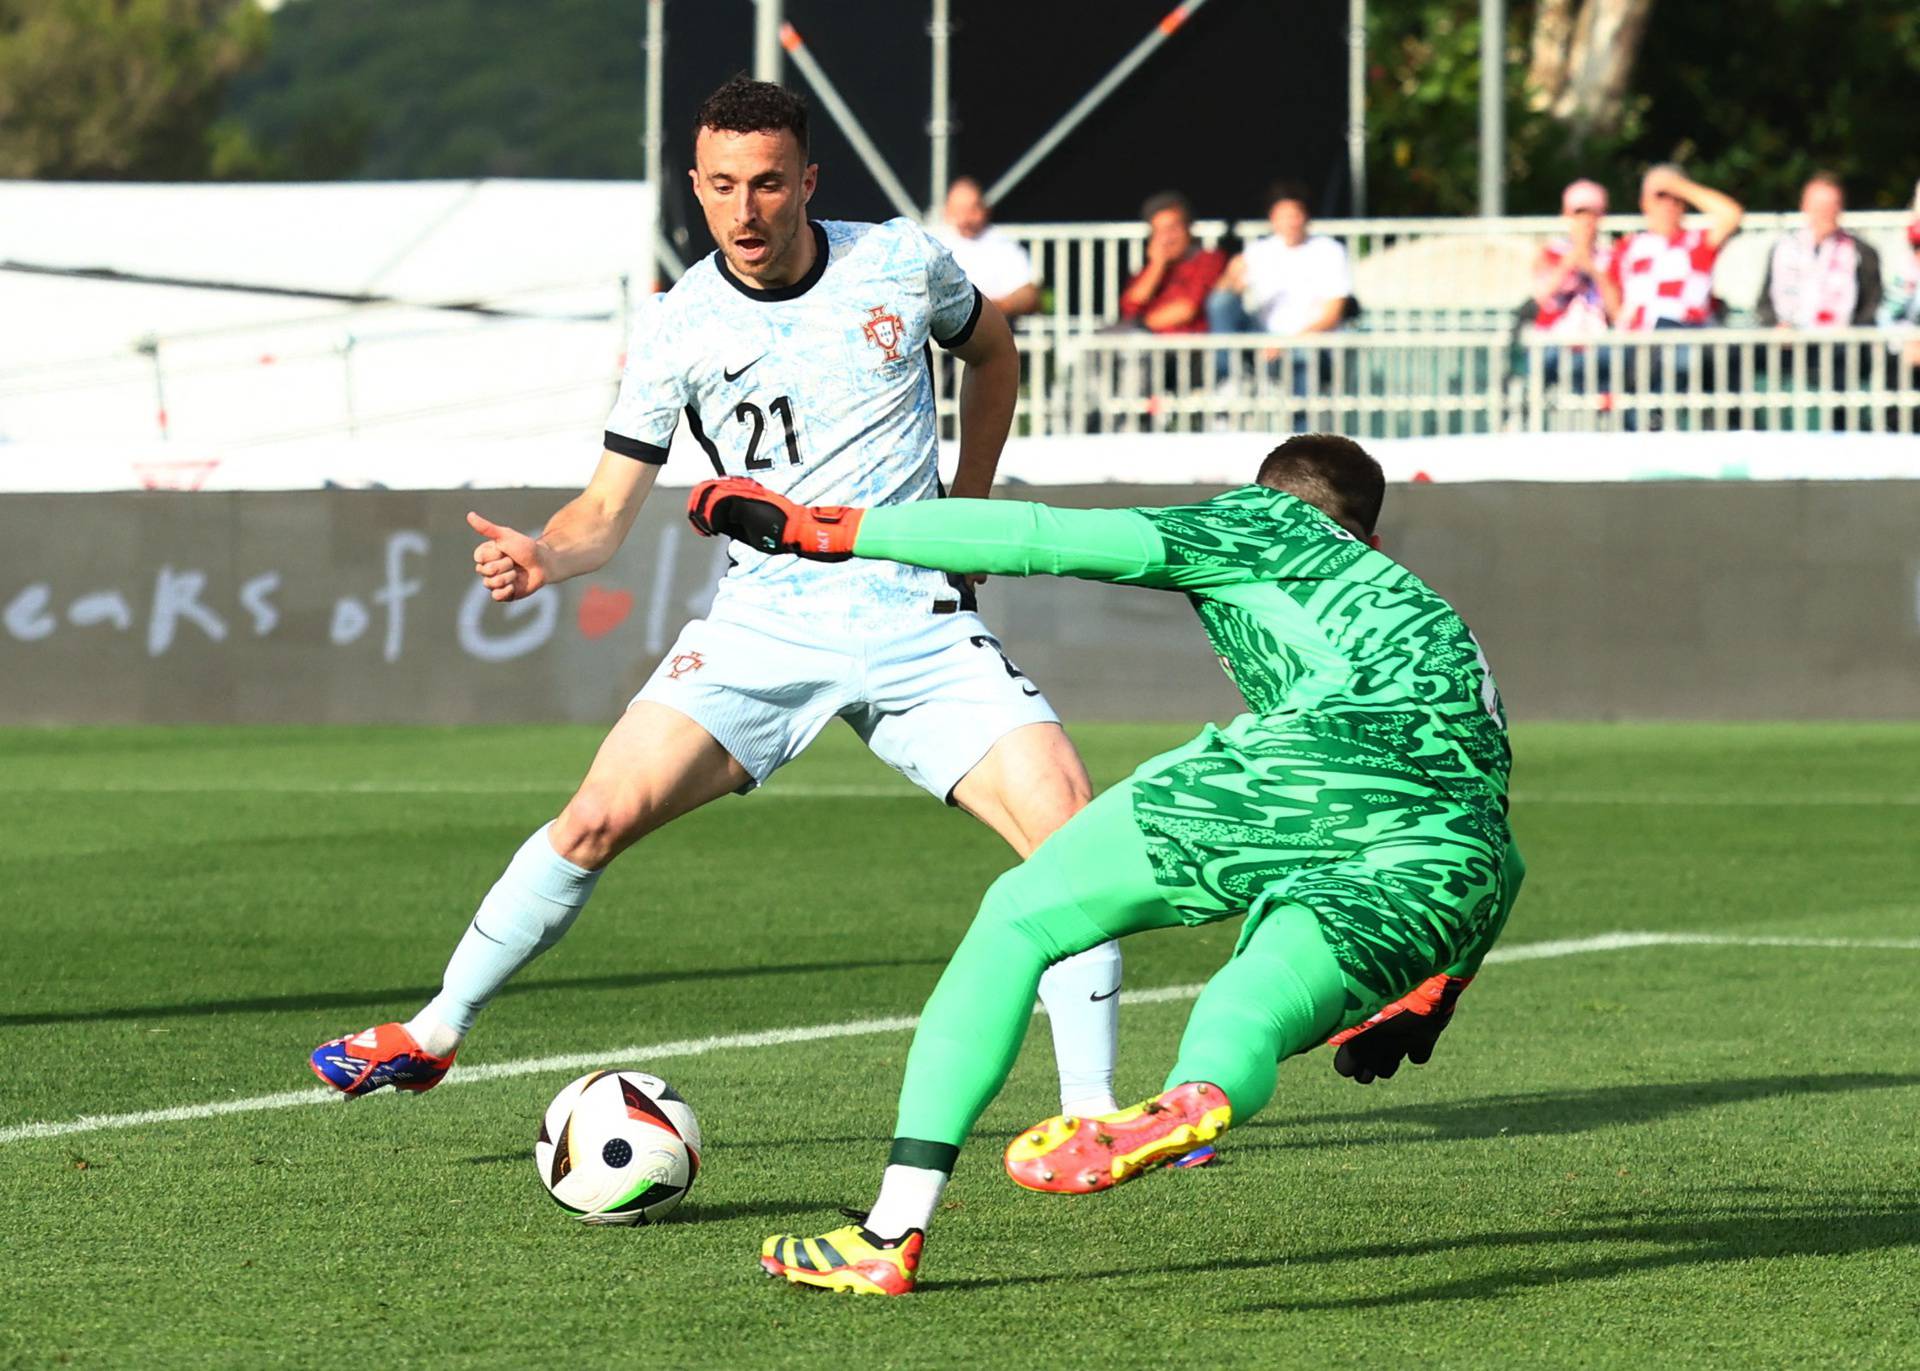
<box><xmin>932</xmin><ymin>1192</ymin><xmax>1920</xmax><ymax>1304</ymax></box>
<box><xmin>0</xmin><ymin>955</ymin><xmax>945</xmax><ymax>1029</ymax></box>
<box><xmin>1243</xmin><ymin>1196</ymin><xmax>1920</xmax><ymax>1312</ymax></box>
<box><xmin>671</xmin><ymin>1198</ymin><xmax>837</xmax><ymax>1224</ymax></box>
<box><xmin>602</xmin><ymin>1074</ymin><xmax>1920</xmax><ymax>1162</ymax></box>
<box><xmin>696</xmin><ymin>1123</ymin><xmax>1022</xmax><ymax>1154</ymax></box>
<box><xmin>1229</xmin><ymin>1071</ymin><xmax>1920</xmax><ymax>1148</ymax></box>
<box><xmin>457</xmin><ymin>1150</ymin><xmax>837</xmax><ymax>1223</ymax></box>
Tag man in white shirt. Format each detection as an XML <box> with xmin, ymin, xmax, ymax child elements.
<box><xmin>934</xmin><ymin>177</ymin><xmax>1040</xmax><ymax>319</ymax></box>
<box><xmin>1207</xmin><ymin>181</ymin><xmax>1351</xmax><ymax>397</ymax></box>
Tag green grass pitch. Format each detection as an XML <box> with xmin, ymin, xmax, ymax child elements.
<box><xmin>2</xmin><ymin>722</ymin><xmax>1918</xmax><ymax>1369</ymax></box>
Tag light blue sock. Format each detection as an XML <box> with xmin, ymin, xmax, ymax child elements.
<box><xmin>408</xmin><ymin>823</ymin><xmax>600</xmax><ymax>1054</ymax></box>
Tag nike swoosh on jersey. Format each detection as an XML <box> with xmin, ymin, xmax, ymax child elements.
<box><xmin>1090</xmin><ymin>987</ymin><xmax>1120</xmax><ymax>1002</ymax></box>
<box><xmin>723</xmin><ymin>356</ymin><xmax>764</xmax><ymax>383</ymax></box>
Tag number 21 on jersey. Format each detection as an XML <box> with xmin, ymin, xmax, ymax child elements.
<box><xmin>732</xmin><ymin>395</ymin><xmax>801</xmax><ymax>472</ymax></box>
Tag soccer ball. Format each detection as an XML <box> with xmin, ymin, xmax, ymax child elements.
<box><xmin>535</xmin><ymin>1070</ymin><xmax>702</xmax><ymax>1225</ymax></box>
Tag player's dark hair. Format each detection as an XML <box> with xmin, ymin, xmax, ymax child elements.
<box><xmin>1265</xmin><ymin>179</ymin><xmax>1312</xmax><ymax>213</ymax></box>
<box><xmin>1256</xmin><ymin>434</ymin><xmax>1385</xmax><ymax>538</ymax></box>
<box><xmin>694</xmin><ymin>74</ymin><xmax>810</xmax><ymax>155</ymax></box>
<box><xmin>1141</xmin><ymin>190</ymin><xmax>1192</xmax><ymax>224</ymax></box>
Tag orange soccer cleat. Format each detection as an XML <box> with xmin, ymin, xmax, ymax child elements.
<box><xmin>1004</xmin><ymin>1081</ymin><xmax>1232</xmax><ymax>1194</ymax></box>
<box><xmin>308</xmin><ymin>1023</ymin><xmax>455</xmax><ymax>1098</ymax></box>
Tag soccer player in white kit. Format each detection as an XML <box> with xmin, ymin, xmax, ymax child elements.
<box><xmin>309</xmin><ymin>77</ymin><xmax>1125</xmax><ymax>1122</ymax></box>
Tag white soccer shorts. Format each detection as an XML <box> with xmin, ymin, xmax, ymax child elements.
<box><xmin>634</xmin><ymin>600</ymin><xmax>1061</xmax><ymax>801</ymax></box>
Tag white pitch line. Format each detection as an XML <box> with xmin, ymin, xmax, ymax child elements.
<box><xmin>1473</xmin><ymin>930</ymin><xmax>1920</xmax><ymax>964</ymax></box>
<box><xmin>5</xmin><ymin>931</ymin><xmax>1918</xmax><ymax>1147</ymax></box>
<box><xmin>0</xmin><ymin>989</ymin><xmax>1212</xmax><ymax>1147</ymax></box>
<box><xmin>1605</xmin><ymin>932</ymin><xmax>1920</xmax><ymax>953</ymax></box>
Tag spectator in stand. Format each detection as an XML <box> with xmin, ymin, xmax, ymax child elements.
<box><xmin>1755</xmin><ymin>172</ymin><xmax>1882</xmax><ymax>329</ymax></box>
<box><xmin>1207</xmin><ymin>181</ymin><xmax>1351</xmax><ymax>341</ymax></box>
<box><xmin>1610</xmin><ymin>164</ymin><xmax>1744</xmax><ymax>332</ymax></box>
<box><xmin>1531</xmin><ymin>178</ymin><xmax>1621</xmax><ymax>391</ymax></box>
<box><xmin>1756</xmin><ymin>172</ymin><xmax>1883</xmax><ymax>428</ymax></box>
<box><xmin>1206</xmin><ymin>180</ymin><xmax>1351</xmax><ymax>399</ymax></box>
<box><xmin>1118</xmin><ymin>191</ymin><xmax>1226</xmax><ymax>333</ymax></box>
<box><xmin>935</xmin><ymin>176</ymin><xmax>1040</xmax><ymax>320</ymax></box>
<box><xmin>1879</xmin><ymin>204</ymin><xmax>1920</xmax><ymax>427</ymax></box>
<box><xmin>1883</xmin><ymin>211</ymin><xmax>1920</xmax><ymax>360</ymax></box>
<box><xmin>1534</xmin><ymin>179</ymin><xmax>1620</xmax><ymax>334</ymax></box>
<box><xmin>1609</xmin><ymin>164</ymin><xmax>1743</xmax><ymax>424</ymax></box>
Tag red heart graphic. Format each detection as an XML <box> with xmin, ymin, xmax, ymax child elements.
<box><xmin>577</xmin><ymin>585</ymin><xmax>634</xmax><ymax>640</ymax></box>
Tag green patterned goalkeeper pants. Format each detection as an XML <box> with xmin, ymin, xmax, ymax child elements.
<box><xmin>1131</xmin><ymin>713</ymin><xmax>1518</xmax><ymax>1007</ymax></box>
<box><xmin>890</xmin><ymin>713</ymin><xmax>1522</xmax><ymax>1153</ymax></box>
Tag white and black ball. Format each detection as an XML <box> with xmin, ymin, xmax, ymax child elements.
<box><xmin>534</xmin><ymin>1070</ymin><xmax>701</xmax><ymax>1225</ymax></box>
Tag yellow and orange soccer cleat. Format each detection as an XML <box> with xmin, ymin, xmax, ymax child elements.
<box><xmin>760</xmin><ymin>1223</ymin><xmax>923</xmax><ymax>1296</ymax></box>
<box><xmin>1004</xmin><ymin>1081</ymin><xmax>1232</xmax><ymax>1194</ymax></box>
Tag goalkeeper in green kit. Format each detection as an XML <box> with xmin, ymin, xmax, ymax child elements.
<box><xmin>685</xmin><ymin>435</ymin><xmax>1525</xmax><ymax>1296</ymax></box>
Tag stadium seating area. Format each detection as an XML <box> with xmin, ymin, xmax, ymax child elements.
<box><xmin>954</xmin><ymin>206</ymin><xmax>1920</xmax><ymax>439</ymax></box>
<box><xmin>4</xmin><ymin>181</ymin><xmax>1917</xmax><ymax>452</ymax></box>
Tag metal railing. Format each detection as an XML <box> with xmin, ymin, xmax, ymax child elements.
<box><xmin>998</xmin><ymin>210</ymin><xmax>1918</xmax><ymax>341</ymax></box>
<box><xmin>931</xmin><ymin>326</ymin><xmax>1920</xmax><ymax>439</ymax></box>
<box><xmin>929</xmin><ymin>332</ymin><xmax>1056</xmax><ymax>441</ymax></box>
<box><xmin>1043</xmin><ymin>330</ymin><xmax>1510</xmax><ymax>438</ymax></box>
<box><xmin>1515</xmin><ymin>326</ymin><xmax>1920</xmax><ymax>435</ymax></box>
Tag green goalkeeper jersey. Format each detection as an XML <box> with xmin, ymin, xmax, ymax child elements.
<box><xmin>854</xmin><ymin>485</ymin><xmax>1511</xmax><ymax>804</ymax></box>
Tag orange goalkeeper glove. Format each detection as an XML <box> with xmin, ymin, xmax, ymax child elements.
<box><xmin>686</xmin><ymin>477</ymin><xmax>863</xmax><ymax>561</ymax></box>
<box><xmin>1326</xmin><ymin>974</ymin><xmax>1471</xmax><ymax>1085</ymax></box>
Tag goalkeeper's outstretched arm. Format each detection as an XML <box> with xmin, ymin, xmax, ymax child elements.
<box><xmin>686</xmin><ymin>478</ymin><xmax>1240</xmax><ymax>591</ymax></box>
<box><xmin>855</xmin><ymin>499</ymin><xmax>1172</xmax><ymax>584</ymax></box>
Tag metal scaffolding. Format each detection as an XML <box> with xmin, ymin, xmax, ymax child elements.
<box><xmin>642</xmin><ymin>0</ymin><xmax>683</xmax><ymax>291</ymax></box>
<box><xmin>1348</xmin><ymin>0</ymin><xmax>1366</xmax><ymax>216</ymax></box>
<box><xmin>647</xmin><ymin>1</ymin><xmax>1361</xmax><ymax>252</ymax></box>
<box><xmin>984</xmin><ymin>0</ymin><xmax>1211</xmax><ymax>209</ymax></box>
<box><xmin>753</xmin><ymin>0</ymin><xmax>783</xmax><ymax>81</ymax></box>
<box><xmin>779</xmin><ymin>21</ymin><xmax>921</xmax><ymax>220</ymax></box>
<box><xmin>1480</xmin><ymin>0</ymin><xmax>1506</xmax><ymax>217</ymax></box>
<box><xmin>928</xmin><ymin>0</ymin><xmax>953</xmax><ymax>216</ymax></box>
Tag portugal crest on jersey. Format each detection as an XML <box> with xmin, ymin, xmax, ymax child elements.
<box><xmin>862</xmin><ymin>304</ymin><xmax>905</xmax><ymax>363</ymax></box>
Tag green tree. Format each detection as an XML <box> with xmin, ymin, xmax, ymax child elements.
<box><xmin>220</xmin><ymin>0</ymin><xmax>649</xmax><ymax>182</ymax></box>
<box><xmin>1366</xmin><ymin>0</ymin><xmax>1920</xmax><ymax>215</ymax></box>
<box><xmin>1630</xmin><ymin>0</ymin><xmax>1920</xmax><ymax>210</ymax></box>
<box><xmin>1365</xmin><ymin>1</ymin><xmax>1648</xmax><ymax>216</ymax></box>
<box><xmin>0</xmin><ymin>0</ymin><xmax>268</xmax><ymax>178</ymax></box>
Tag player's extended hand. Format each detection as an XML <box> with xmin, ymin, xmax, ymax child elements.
<box><xmin>685</xmin><ymin>478</ymin><xmax>863</xmax><ymax>561</ymax></box>
<box><xmin>468</xmin><ymin>511</ymin><xmax>548</xmax><ymax>601</ymax></box>
<box><xmin>1326</xmin><ymin>974</ymin><xmax>1471</xmax><ymax>1085</ymax></box>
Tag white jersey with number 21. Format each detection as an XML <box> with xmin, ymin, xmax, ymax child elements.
<box><xmin>604</xmin><ymin>217</ymin><xmax>985</xmax><ymax>624</ymax></box>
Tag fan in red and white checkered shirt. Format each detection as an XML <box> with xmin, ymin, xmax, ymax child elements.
<box><xmin>1609</xmin><ymin>164</ymin><xmax>1745</xmax><ymax>331</ymax></box>
<box><xmin>1532</xmin><ymin>178</ymin><xmax>1622</xmax><ymax>335</ymax></box>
